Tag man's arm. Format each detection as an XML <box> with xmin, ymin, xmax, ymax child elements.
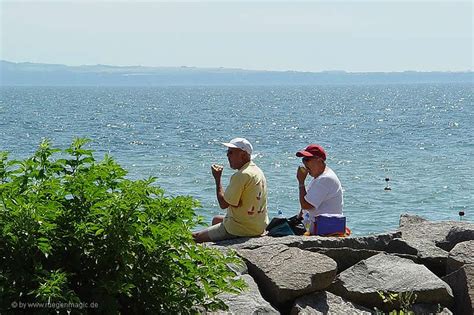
<box><xmin>212</xmin><ymin>164</ymin><xmax>230</xmax><ymax>209</ymax></box>
<box><xmin>215</xmin><ymin>176</ymin><xmax>230</xmax><ymax>209</ymax></box>
<box><xmin>299</xmin><ymin>184</ymin><xmax>314</xmax><ymax>210</ymax></box>
<box><xmin>297</xmin><ymin>166</ymin><xmax>314</xmax><ymax>210</ymax></box>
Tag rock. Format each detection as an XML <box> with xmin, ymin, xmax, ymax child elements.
<box><xmin>227</xmin><ymin>261</ymin><xmax>248</xmax><ymax>276</ymax></box>
<box><xmin>437</xmin><ymin>226</ymin><xmax>474</xmax><ymax>252</ymax></box>
<box><xmin>398</xmin><ymin>214</ymin><xmax>473</xmax><ymax>245</ymax></box>
<box><xmin>389</xmin><ymin>214</ymin><xmax>474</xmax><ymax>277</ymax></box>
<box><xmin>442</xmin><ymin>264</ymin><xmax>474</xmax><ymax>315</ymax></box>
<box><xmin>290</xmin><ymin>291</ymin><xmax>372</xmax><ymax>315</ymax></box>
<box><xmin>212</xmin><ymin>231</ymin><xmax>401</xmax><ymax>252</ymax></box>
<box><xmin>386</xmin><ymin>238</ymin><xmax>419</xmax><ymax>255</ymax></box>
<box><xmin>386</xmin><ymin>238</ymin><xmax>449</xmax><ymax>276</ymax></box>
<box><xmin>329</xmin><ymin>253</ymin><xmax>453</xmax><ymax>311</ymax></box>
<box><xmin>305</xmin><ymin>247</ymin><xmax>381</xmax><ymax>273</ymax></box>
<box><xmin>308</xmin><ymin>247</ymin><xmax>420</xmax><ymax>273</ymax></box>
<box><xmin>297</xmin><ymin>231</ymin><xmax>402</xmax><ymax>252</ymax></box>
<box><xmin>410</xmin><ymin>304</ymin><xmax>453</xmax><ymax>314</ymax></box>
<box><xmin>237</xmin><ymin>244</ymin><xmax>337</xmax><ymax>309</ymax></box>
<box><xmin>399</xmin><ymin>213</ymin><xmax>428</xmax><ymax>227</ymax></box>
<box><xmin>446</xmin><ymin>240</ymin><xmax>474</xmax><ymax>274</ymax></box>
<box><xmin>213</xmin><ymin>235</ymin><xmax>304</xmax><ymax>250</ymax></box>
<box><xmin>203</xmin><ymin>216</ymin><xmax>469</xmax><ymax>313</ymax></box>
<box><xmin>208</xmin><ymin>274</ymin><xmax>279</xmax><ymax>315</ymax></box>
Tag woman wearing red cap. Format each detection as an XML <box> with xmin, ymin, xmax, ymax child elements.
<box><xmin>296</xmin><ymin>144</ymin><xmax>343</xmax><ymax>233</ymax></box>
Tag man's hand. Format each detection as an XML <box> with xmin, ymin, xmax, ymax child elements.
<box><xmin>212</xmin><ymin>164</ymin><xmax>229</xmax><ymax>209</ymax></box>
<box><xmin>297</xmin><ymin>166</ymin><xmax>308</xmax><ymax>184</ymax></box>
<box><xmin>211</xmin><ymin>164</ymin><xmax>224</xmax><ymax>180</ymax></box>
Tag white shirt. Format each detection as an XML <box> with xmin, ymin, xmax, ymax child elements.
<box><xmin>304</xmin><ymin>167</ymin><xmax>343</xmax><ymax>217</ymax></box>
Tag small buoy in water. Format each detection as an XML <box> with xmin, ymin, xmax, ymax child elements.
<box><xmin>459</xmin><ymin>211</ymin><xmax>465</xmax><ymax>221</ymax></box>
<box><xmin>384</xmin><ymin>177</ymin><xmax>392</xmax><ymax>191</ymax></box>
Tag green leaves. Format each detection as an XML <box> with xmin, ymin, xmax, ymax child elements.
<box><xmin>376</xmin><ymin>291</ymin><xmax>418</xmax><ymax>314</ymax></box>
<box><xmin>37</xmin><ymin>237</ymin><xmax>52</xmax><ymax>257</ymax></box>
<box><xmin>0</xmin><ymin>138</ymin><xmax>244</xmax><ymax>313</ymax></box>
<box><xmin>34</xmin><ymin>270</ymin><xmax>79</xmax><ymax>303</ymax></box>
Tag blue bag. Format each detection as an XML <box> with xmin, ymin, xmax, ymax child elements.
<box><xmin>314</xmin><ymin>214</ymin><xmax>346</xmax><ymax>236</ymax></box>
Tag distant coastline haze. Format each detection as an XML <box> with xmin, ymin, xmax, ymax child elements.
<box><xmin>1</xmin><ymin>60</ymin><xmax>472</xmax><ymax>86</ymax></box>
<box><xmin>0</xmin><ymin>1</ymin><xmax>472</xmax><ymax>73</ymax></box>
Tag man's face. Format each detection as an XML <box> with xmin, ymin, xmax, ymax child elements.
<box><xmin>302</xmin><ymin>156</ymin><xmax>323</xmax><ymax>177</ymax></box>
<box><xmin>227</xmin><ymin>148</ymin><xmax>245</xmax><ymax>169</ymax></box>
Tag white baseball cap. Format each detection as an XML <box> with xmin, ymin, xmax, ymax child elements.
<box><xmin>222</xmin><ymin>137</ymin><xmax>253</xmax><ymax>155</ymax></box>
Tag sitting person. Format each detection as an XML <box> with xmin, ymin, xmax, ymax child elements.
<box><xmin>295</xmin><ymin>144</ymin><xmax>343</xmax><ymax>232</ymax></box>
<box><xmin>193</xmin><ymin>138</ymin><xmax>269</xmax><ymax>243</ymax></box>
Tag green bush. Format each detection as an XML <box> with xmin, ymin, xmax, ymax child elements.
<box><xmin>0</xmin><ymin>139</ymin><xmax>245</xmax><ymax>314</ymax></box>
<box><xmin>375</xmin><ymin>291</ymin><xmax>418</xmax><ymax>314</ymax></box>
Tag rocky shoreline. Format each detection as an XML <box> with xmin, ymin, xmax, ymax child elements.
<box><xmin>206</xmin><ymin>214</ymin><xmax>473</xmax><ymax>314</ymax></box>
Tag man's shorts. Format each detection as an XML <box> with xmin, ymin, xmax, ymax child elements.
<box><xmin>207</xmin><ymin>222</ymin><xmax>239</xmax><ymax>242</ymax></box>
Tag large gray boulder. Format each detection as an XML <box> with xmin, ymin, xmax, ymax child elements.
<box><xmin>213</xmin><ymin>231</ymin><xmax>401</xmax><ymax>252</ymax></box>
<box><xmin>446</xmin><ymin>240</ymin><xmax>474</xmax><ymax>274</ymax></box>
<box><xmin>410</xmin><ymin>304</ymin><xmax>452</xmax><ymax>314</ymax></box>
<box><xmin>290</xmin><ymin>291</ymin><xmax>372</xmax><ymax>315</ymax></box>
<box><xmin>304</xmin><ymin>247</ymin><xmax>381</xmax><ymax>272</ymax></box>
<box><xmin>387</xmin><ymin>214</ymin><xmax>474</xmax><ymax>276</ymax></box>
<box><xmin>329</xmin><ymin>253</ymin><xmax>453</xmax><ymax>311</ymax></box>
<box><xmin>442</xmin><ymin>263</ymin><xmax>474</xmax><ymax>315</ymax></box>
<box><xmin>436</xmin><ymin>226</ymin><xmax>474</xmax><ymax>252</ymax></box>
<box><xmin>307</xmin><ymin>247</ymin><xmax>419</xmax><ymax>273</ymax></box>
<box><xmin>237</xmin><ymin>244</ymin><xmax>337</xmax><ymax>309</ymax></box>
<box><xmin>208</xmin><ymin>274</ymin><xmax>279</xmax><ymax>315</ymax></box>
<box><xmin>399</xmin><ymin>214</ymin><xmax>427</xmax><ymax>226</ymax></box>
<box><xmin>213</xmin><ymin>236</ymin><xmax>303</xmax><ymax>250</ymax></box>
<box><xmin>386</xmin><ymin>237</ymin><xmax>449</xmax><ymax>276</ymax></box>
<box><xmin>296</xmin><ymin>231</ymin><xmax>401</xmax><ymax>252</ymax></box>
<box><xmin>398</xmin><ymin>214</ymin><xmax>473</xmax><ymax>244</ymax></box>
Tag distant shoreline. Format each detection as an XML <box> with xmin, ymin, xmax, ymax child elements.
<box><xmin>1</xmin><ymin>60</ymin><xmax>472</xmax><ymax>86</ymax></box>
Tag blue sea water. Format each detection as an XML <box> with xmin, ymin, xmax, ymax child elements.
<box><xmin>0</xmin><ymin>84</ymin><xmax>472</xmax><ymax>235</ymax></box>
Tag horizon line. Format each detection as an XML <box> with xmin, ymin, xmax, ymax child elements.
<box><xmin>1</xmin><ymin>59</ymin><xmax>472</xmax><ymax>74</ymax></box>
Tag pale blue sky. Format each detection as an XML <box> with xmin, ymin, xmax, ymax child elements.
<box><xmin>1</xmin><ymin>0</ymin><xmax>472</xmax><ymax>72</ymax></box>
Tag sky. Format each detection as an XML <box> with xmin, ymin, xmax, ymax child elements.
<box><xmin>0</xmin><ymin>0</ymin><xmax>472</xmax><ymax>72</ymax></box>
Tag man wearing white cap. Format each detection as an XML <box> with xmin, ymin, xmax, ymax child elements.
<box><xmin>193</xmin><ymin>137</ymin><xmax>269</xmax><ymax>243</ymax></box>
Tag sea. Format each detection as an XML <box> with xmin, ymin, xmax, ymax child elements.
<box><xmin>0</xmin><ymin>84</ymin><xmax>472</xmax><ymax>236</ymax></box>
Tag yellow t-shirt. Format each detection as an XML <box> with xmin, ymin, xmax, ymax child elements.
<box><xmin>223</xmin><ymin>161</ymin><xmax>269</xmax><ymax>236</ymax></box>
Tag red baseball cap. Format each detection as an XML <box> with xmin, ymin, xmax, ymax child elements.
<box><xmin>296</xmin><ymin>144</ymin><xmax>327</xmax><ymax>161</ymax></box>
